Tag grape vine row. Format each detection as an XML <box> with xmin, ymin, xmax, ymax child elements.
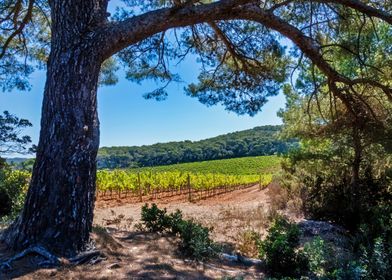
<box><xmin>96</xmin><ymin>170</ymin><xmax>273</xmax><ymax>201</ymax></box>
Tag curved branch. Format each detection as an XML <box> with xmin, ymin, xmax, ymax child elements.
<box><xmin>100</xmin><ymin>0</ymin><xmax>391</xmax><ymax>60</ymax></box>
<box><xmin>314</xmin><ymin>0</ymin><xmax>392</xmax><ymax>25</ymax></box>
<box><xmin>241</xmin><ymin>5</ymin><xmax>391</xmax><ymax>96</ymax></box>
<box><xmin>241</xmin><ymin>4</ymin><xmax>392</xmax><ymax>120</ymax></box>
<box><xmin>269</xmin><ymin>0</ymin><xmax>392</xmax><ymax>25</ymax></box>
<box><xmin>98</xmin><ymin>0</ymin><xmax>255</xmax><ymax>59</ymax></box>
<box><xmin>241</xmin><ymin>5</ymin><xmax>344</xmax><ymax>80</ymax></box>
<box><xmin>98</xmin><ymin>0</ymin><xmax>391</xmax><ymax>108</ymax></box>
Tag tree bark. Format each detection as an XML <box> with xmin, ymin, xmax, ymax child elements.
<box><xmin>2</xmin><ymin>0</ymin><xmax>107</xmax><ymax>257</ymax></box>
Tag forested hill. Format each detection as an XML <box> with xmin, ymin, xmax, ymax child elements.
<box><xmin>97</xmin><ymin>125</ymin><xmax>296</xmax><ymax>169</ymax></box>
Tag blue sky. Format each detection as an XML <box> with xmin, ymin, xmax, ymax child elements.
<box><xmin>0</xmin><ymin>2</ymin><xmax>286</xmax><ymax>152</ymax></box>
<box><xmin>0</xmin><ymin>61</ymin><xmax>285</xmax><ymax>149</ymax></box>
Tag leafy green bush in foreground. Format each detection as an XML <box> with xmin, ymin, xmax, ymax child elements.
<box><xmin>140</xmin><ymin>203</ymin><xmax>217</xmax><ymax>260</ymax></box>
<box><xmin>0</xmin><ymin>167</ymin><xmax>29</xmax><ymax>221</ymax></box>
<box><xmin>259</xmin><ymin>216</ymin><xmax>308</xmax><ymax>278</ymax></box>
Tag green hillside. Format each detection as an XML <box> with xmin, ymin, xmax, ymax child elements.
<box><xmin>133</xmin><ymin>155</ymin><xmax>281</xmax><ymax>175</ymax></box>
<box><xmin>98</xmin><ymin>125</ymin><xmax>296</xmax><ymax>169</ymax></box>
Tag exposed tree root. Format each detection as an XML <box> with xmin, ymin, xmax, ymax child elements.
<box><xmin>219</xmin><ymin>253</ymin><xmax>263</xmax><ymax>266</ymax></box>
<box><xmin>69</xmin><ymin>250</ymin><xmax>105</xmax><ymax>265</ymax></box>
<box><xmin>0</xmin><ymin>245</ymin><xmax>60</xmax><ymax>271</ymax></box>
<box><xmin>0</xmin><ymin>245</ymin><xmax>105</xmax><ymax>272</ymax></box>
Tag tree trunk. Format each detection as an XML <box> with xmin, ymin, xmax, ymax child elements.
<box><xmin>2</xmin><ymin>0</ymin><xmax>107</xmax><ymax>257</ymax></box>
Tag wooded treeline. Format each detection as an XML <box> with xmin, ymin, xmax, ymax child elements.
<box><xmin>98</xmin><ymin>125</ymin><xmax>296</xmax><ymax>169</ymax></box>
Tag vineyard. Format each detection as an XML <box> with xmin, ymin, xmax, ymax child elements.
<box><xmin>135</xmin><ymin>155</ymin><xmax>281</xmax><ymax>175</ymax></box>
<box><xmin>96</xmin><ymin>156</ymin><xmax>279</xmax><ymax>202</ymax></box>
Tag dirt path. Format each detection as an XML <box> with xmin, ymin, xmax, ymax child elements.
<box><xmin>1</xmin><ymin>185</ymin><xmax>272</xmax><ymax>279</ymax></box>
<box><xmin>1</xmin><ymin>184</ymin><xmax>348</xmax><ymax>279</ymax></box>
<box><xmin>94</xmin><ymin>185</ymin><xmax>272</xmax><ymax>245</ymax></box>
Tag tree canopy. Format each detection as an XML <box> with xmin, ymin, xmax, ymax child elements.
<box><xmin>1</xmin><ymin>1</ymin><xmax>391</xmax><ymax>116</ymax></box>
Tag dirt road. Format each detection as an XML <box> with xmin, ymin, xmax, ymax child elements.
<box><xmin>94</xmin><ymin>185</ymin><xmax>272</xmax><ymax>245</ymax></box>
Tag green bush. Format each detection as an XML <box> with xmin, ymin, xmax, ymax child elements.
<box><xmin>177</xmin><ymin>219</ymin><xmax>216</xmax><ymax>260</ymax></box>
<box><xmin>304</xmin><ymin>236</ymin><xmax>363</xmax><ymax>279</ymax></box>
<box><xmin>141</xmin><ymin>203</ymin><xmax>170</xmax><ymax>232</ymax></box>
<box><xmin>304</xmin><ymin>237</ymin><xmax>326</xmax><ymax>277</ymax></box>
<box><xmin>259</xmin><ymin>216</ymin><xmax>308</xmax><ymax>278</ymax></box>
<box><xmin>355</xmin><ymin>207</ymin><xmax>392</xmax><ymax>280</ymax></box>
<box><xmin>0</xmin><ymin>167</ymin><xmax>29</xmax><ymax>219</ymax></box>
<box><xmin>358</xmin><ymin>237</ymin><xmax>391</xmax><ymax>280</ymax></box>
<box><xmin>167</xmin><ymin>209</ymin><xmax>184</xmax><ymax>234</ymax></box>
<box><xmin>140</xmin><ymin>203</ymin><xmax>217</xmax><ymax>260</ymax></box>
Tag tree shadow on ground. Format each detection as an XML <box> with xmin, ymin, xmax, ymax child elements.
<box><xmin>0</xmin><ymin>230</ymin><xmax>264</xmax><ymax>279</ymax></box>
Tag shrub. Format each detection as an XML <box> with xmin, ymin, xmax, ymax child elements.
<box><xmin>355</xmin><ymin>207</ymin><xmax>392</xmax><ymax>280</ymax></box>
<box><xmin>178</xmin><ymin>219</ymin><xmax>216</xmax><ymax>260</ymax></box>
<box><xmin>259</xmin><ymin>216</ymin><xmax>308</xmax><ymax>277</ymax></box>
<box><xmin>140</xmin><ymin>204</ymin><xmax>217</xmax><ymax>260</ymax></box>
<box><xmin>0</xmin><ymin>168</ymin><xmax>29</xmax><ymax>220</ymax></box>
<box><xmin>167</xmin><ymin>209</ymin><xmax>183</xmax><ymax>234</ymax></box>
<box><xmin>141</xmin><ymin>203</ymin><xmax>170</xmax><ymax>232</ymax></box>
<box><xmin>304</xmin><ymin>237</ymin><xmax>329</xmax><ymax>278</ymax></box>
<box><xmin>358</xmin><ymin>236</ymin><xmax>391</xmax><ymax>280</ymax></box>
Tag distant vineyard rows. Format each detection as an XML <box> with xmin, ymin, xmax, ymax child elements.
<box><xmin>134</xmin><ymin>155</ymin><xmax>281</xmax><ymax>175</ymax></box>
<box><xmin>12</xmin><ymin>156</ymin><xmax>280</xmax><ymax>202</ymax></box>
<box><xmin>96</xmin><ymin>170</ymin><xmax>273</xmax><ymax>201</ymax></box>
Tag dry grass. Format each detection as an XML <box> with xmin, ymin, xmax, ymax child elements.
<box><xmin>92</xmin><ymin>226</ymin><xmax>124</xmax><ymax>254</ymax></box>
<box><xmin>218</xmin><ymin>204</ymin><xmax>272</xmax><ymax>234</ymax></box>
<box><xmin>266</xmin><ymin>182</ymin><xmax>289</xmax><ymax>211</ymax></box>
<box><xmin>98</xmin><ymin>210</ymin><xmax>134</xmax><ymax>231</ymax></box>
<box><xmin>265</xmin><ymin>181</ymin><xmax>304</xmax><ymax>220</ymax></box>
<box><xmin>235</xmin><ymin>230</ymin><xmax>261</xmax><ymax>258</ymax></box>
<box><xmin>286</xmin><ymin>196</ymin><xmax>304</xmax><ymax>218</ymax></box>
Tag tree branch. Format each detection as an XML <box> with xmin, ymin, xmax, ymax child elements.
<box><xmin>269</xmin><ymin>0</ymin><xmax>392</xmax><ymax>25</ymax></box>
<box><xmin>0</xmin><ymin>0</ymin><xmax>35</xmax><ymax>60</ymax></box>
<box><xmin>313</xmin><ymin>0</ymin><xmax>392</xmax><ymax>25</ymax></box>
<box><xmin>97</xmin><ymin>0</ymin><xmax>391</xmax><ymax>113</ymax></box>
<box><xmin>241</xmin><ymin>4</ymin><xmax>392</xmax><ymax>120</ymax></box>
<box><xmin>98</xmin><ymin>0</ymin><xmax>255</xmax><ymax>59</ymax></box>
